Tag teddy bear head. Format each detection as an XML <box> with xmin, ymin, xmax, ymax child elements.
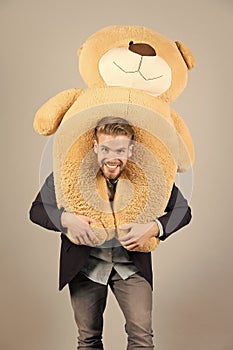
<box><xmin>78</xmin><ymin>25</ymin><xmax>195</xmax><ymax>103</ymax></box>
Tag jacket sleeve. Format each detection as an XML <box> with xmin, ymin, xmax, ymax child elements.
<box><xmin>157</xmin><ymin>184</ymin><xmax>192</xmax><ymax>241</ymax></box>
<box><xmin>29</xmin><ymin>173</ymin><xmax>67</xmax><ymax>233</ymax></box>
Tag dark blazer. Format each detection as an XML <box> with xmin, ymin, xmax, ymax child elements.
<box><xmin>29</xmin><ymin>173</ymin><xmax>192</xmax><ymax>290</ymax></box>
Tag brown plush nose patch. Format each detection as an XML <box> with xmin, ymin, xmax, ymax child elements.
<box><xmin>129</xmin><ymin>42</ymin><xmax>156</xmax><ymax>56</ymax></box>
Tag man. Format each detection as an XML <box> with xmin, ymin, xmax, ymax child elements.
<box><xmin>30</xmin><ymin>116</ymin><xmax>192</xmax><ymax>349</ymax></box>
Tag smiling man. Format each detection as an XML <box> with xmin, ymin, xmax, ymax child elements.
<box><xmin>30</xmin><ymin>116</ymin><xmax>192</xmax><ymax>350</ymax></box>
<box><xmin>93</xmin><ymin>116</ymin><xmax>134</xmax><ymax>180</ymax></box>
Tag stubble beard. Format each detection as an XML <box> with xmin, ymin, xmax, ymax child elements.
<box><xmin>101</xmin><ymin>159</ymin><xmax>124</xmax><ymax>180</ymax></box>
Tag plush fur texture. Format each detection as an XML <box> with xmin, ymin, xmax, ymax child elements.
<box><xmin>33</xmin><ymin>25</ymin><xmax>195</xmax><ymax>252</ymax></box>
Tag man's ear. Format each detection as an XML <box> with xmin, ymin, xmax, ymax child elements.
<box><xmin>128</xmin><ymin>144</ymin><xmax>134</xmax><ymax>158</ymax></box>
<box><xmin>93</xmin><ymin>140</ymin><xmax>98</xmax><ymax>154</ymax></box>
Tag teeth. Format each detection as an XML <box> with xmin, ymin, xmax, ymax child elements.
<box><xmin>106</xmin><ymin>163</ymin><xmax>118</xmax><ymax>169</ymax></box>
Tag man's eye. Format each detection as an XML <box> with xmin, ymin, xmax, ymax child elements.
<box><xmin>101</xmin><ymin>147</ymin><xmax>109</xmax><ymax>153</ymax></box>
<box><xmin>117</xmin><ymin>149</ymin><xmax>126</xmax><ymax>155</ymax></box>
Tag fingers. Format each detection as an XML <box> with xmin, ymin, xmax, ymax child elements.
<box><xmin>119</xmin><ymin>232</ymin><xmax>139</xmax><ymax>250</ymax></box>
<box><xmin>78</xmin><ymin>233</ymin><xmax>99</xmax><ymax>246</ymax></box>
<box><xmin>119</xmin><ymin>233</ymin><xmax>134</xmax><ymax>243</ymax></box>
<box><xmin>86</xmin><ymin>230</ymin><xmax>100</xmax><ymax>245</ymax></box>
<box><xmin>123</xmin><ymin>244</ymin><xmax>138</xmax><ymax>251</ymax></box>
<box><xmin>119</xmin><ymin>223</ymin><xmax>153</xmax><ymax>251</ymax></box>
<box><xmin>121</xmin><ymin>240</ymin><xmax>144</xmax><ymax>251</ymax></box>
<box><xmin>119</xmin><ymin>223</ymin><xmax>133</xmax><ymax>230</ymax></box>
<box><xmin>66</xmin><ymin>214</ymin><xmax>101</xmax><ymax>246</ymax></box>
<box><xmin>77</xmin><ymin>232</ymin><xmax>89</xmax><ymax>245</ymax></box>
<box><xmin>68</xmin><ymin>227</ymin><xmax>100</xmax><ymax>246</ymax></box>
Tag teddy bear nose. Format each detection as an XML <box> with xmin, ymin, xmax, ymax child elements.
<box><xmin>128</xmin><ymin>41</ymin><xmax>156</xmax><ymax>56</ymax></box>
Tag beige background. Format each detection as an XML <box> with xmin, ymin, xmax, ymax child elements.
<box><xmin>1</xmin><ymin>0</ymin><xmax>232</xmax><ymax>349</ymax></box>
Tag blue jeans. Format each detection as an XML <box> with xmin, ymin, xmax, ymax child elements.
<box><xmin>69</xmin><ymin>269</ymin><xmax>154</xmax><ymax>349</ymax></box>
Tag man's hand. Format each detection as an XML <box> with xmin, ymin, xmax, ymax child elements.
<box><xmin>119</xmin><ymin>222</ymin><xmax>160</xmax><ymax>251</ymax></box>
<box><xmin>61</xmin><ymin>212</ymin><xmax>101</xmax><ymax>246</ymax></box>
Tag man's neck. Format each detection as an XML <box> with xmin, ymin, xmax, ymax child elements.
<box><xmin>105</xmin><ymin>177</ymin><xmax>118</xmax><ymax>202</ymax></box>
<box><xmin>106</xmin><ymin>177</ymin><xmax>118</xmax><ymax>185</ymax></box>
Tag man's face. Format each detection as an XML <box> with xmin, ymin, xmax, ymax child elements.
<box><xmin>94</xmin><ymin>134</ymin><xmax>133</xmax><ymax>180</ymax></box>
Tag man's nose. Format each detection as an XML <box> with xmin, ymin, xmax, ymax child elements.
<box><xmin>128</xmin><ymin>41</ymin><xmax>156</xmax><ymax>56</ymax></box>
<box><xmin>106</xmin><ymin>150</ymin><xmax>119</xmax><ymax>159</ymax></box>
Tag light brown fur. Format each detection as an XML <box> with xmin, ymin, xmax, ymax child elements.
<box><xmin>33</xmin><ymin>26</ymin><xmax>195</xmax><ymax>252</ymax></box>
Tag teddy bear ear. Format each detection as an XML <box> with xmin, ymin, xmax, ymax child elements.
<box><xmin>77</xmin><ymin>45</ymin><xmax>83</xmax><ymax>57</ymax></box>
<box><xmin>175</xmin><ymin>41</ymin><xmax>195</xmax><ymax>70</ymax></box>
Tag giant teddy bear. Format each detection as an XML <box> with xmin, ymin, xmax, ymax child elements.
<box><xmin>33</xmin><ymin>25</ymin><xmax>195</xmax><ymax>252</ymax></box>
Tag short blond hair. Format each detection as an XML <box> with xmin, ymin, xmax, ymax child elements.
<box><xmin>94</xmin><ymin>116</ymin><xmax>134</xmax><ymax>141</ymax></box>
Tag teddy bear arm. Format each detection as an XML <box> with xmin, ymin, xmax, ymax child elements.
<box><xmin>34</xmin><ymin>88</ymin><xmax>83</xmax><ymax>135</ymax></box>
<box><xmin>170</xmin><ymin>109</ymin><xmax>195</xmax><ymax>171</ymax></box>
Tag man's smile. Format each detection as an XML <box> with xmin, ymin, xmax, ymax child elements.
<box><xmin>101</xmin><ymin>160</ymin><xmax>124</xmax><ymax>179</ymax></box>
<box><xmin>105</xmin><ymin>163</ymin><xmax>119</xmax><ymax>169</ymax></box>
<box><xmin>104</xmin><ymin>161</ymin><xmax>121</xmax><ymax>169</ymax></box>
